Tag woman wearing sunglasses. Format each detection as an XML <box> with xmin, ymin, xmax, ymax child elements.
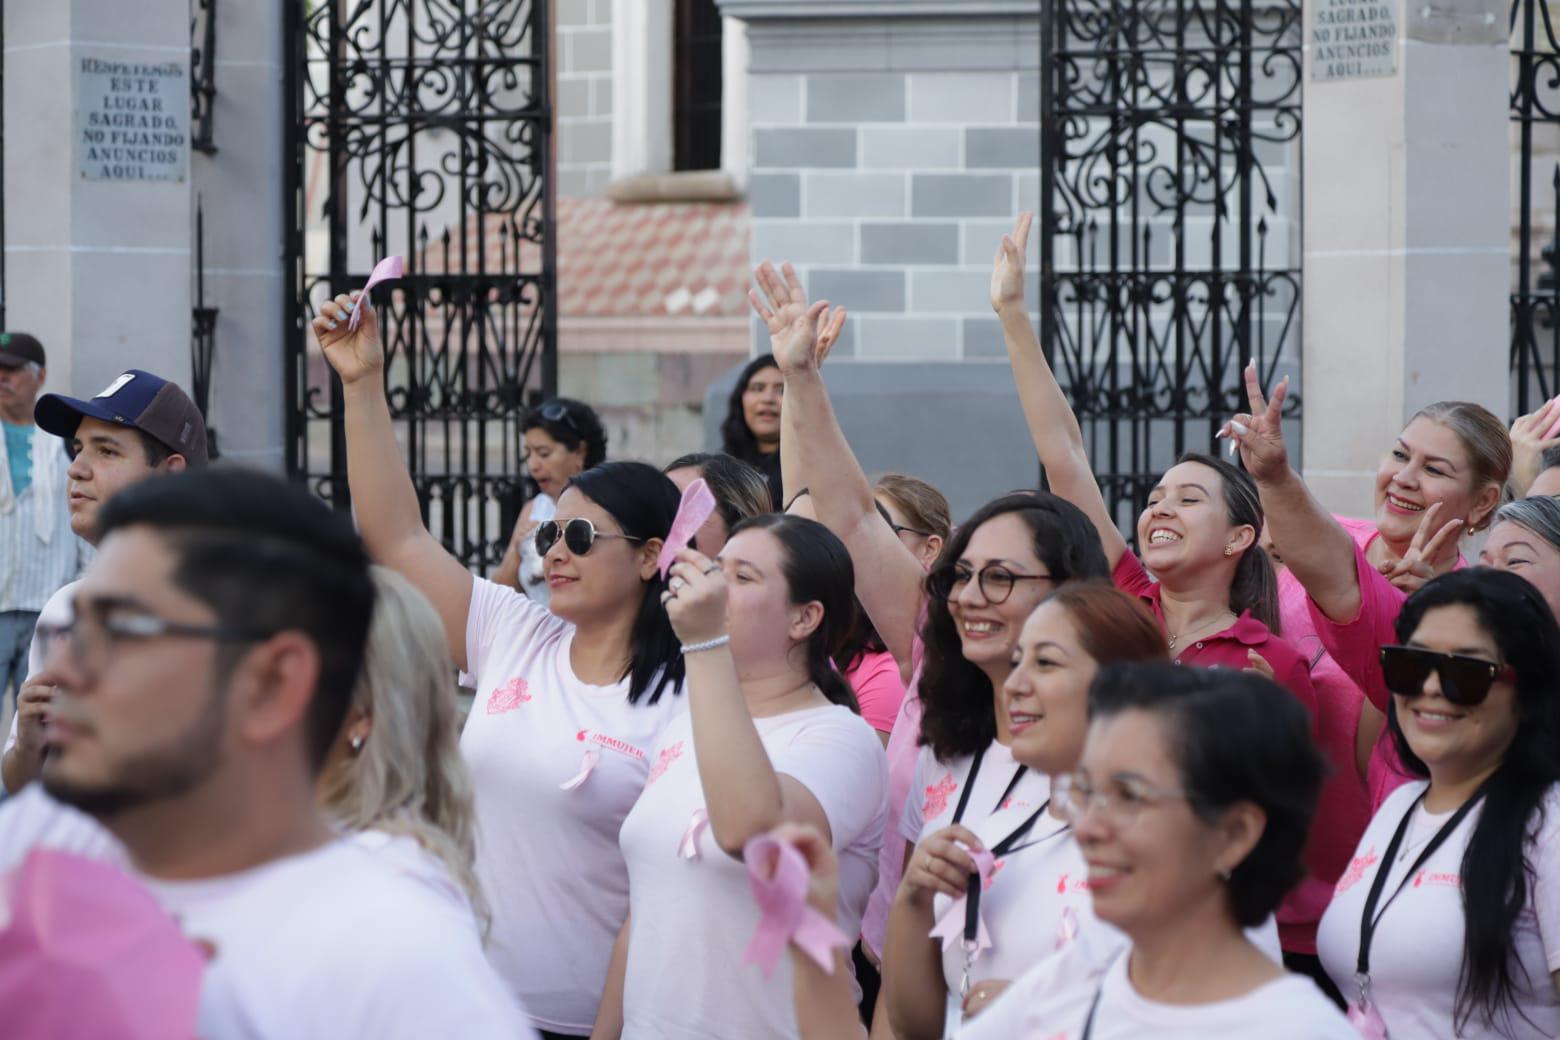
<box><xmin>954</xmin><ymin>664</ymin><xmax>1351</xmax><ymax>1039</ymax></box>
<box><xmin>494</xmin><ymin>398</ymin><xmax>609</xmax><ymax>606</ymax></box>
<box><xmin>1315</xmin><ymin>569</ymin><xmax>1560</xmax><ymax>1038</ymax></box>
<box><xmin>748</xmin><ymin>261</ymin><xmax>1112</xmax><ymax>1026</ymax></box>
<box><xmin>593</xmin><ymin>515</ymin><xmax>887</xmax><ymax>1038</ymax></box>
<box><xmin>314</xmin><ymin>294</ymin><xmax>685</xmax><ymax>1040</ymax></box>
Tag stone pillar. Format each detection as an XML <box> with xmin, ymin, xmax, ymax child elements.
<box><xmin>3</xmin><ymin>1</ymin><xmax>192</xmax><ymax>402</ymax></box>
<box><xmin>1301</xmin><ymin>0</ymin><xmax>1509</xmax><ymax>515</ymax></box>
<box><xmin>191</xmin><ymin>0</ymin><xmax>286</xmax><ymax>469</ymax></box>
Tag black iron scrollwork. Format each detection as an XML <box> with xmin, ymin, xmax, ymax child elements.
<box><xmin>285</xmin><ymin>0</ymin><xmax>556</xmax><ymax>571</ymax></box>
<box><xmin>190</xmin><ymin>0</ymin><xmax>217</xmax><ymax>154</ymax></box>
<box><xmin>1041</xmin><ymin>0</ymin><xmax>1303</xmax><ymax>531</ymax></box>
<box><xmin>1512</xmin><ymin>0</ymin><xmax>1560</xmax><ymax>410</ymax></box>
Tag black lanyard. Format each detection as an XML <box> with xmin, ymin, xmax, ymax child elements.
<box><xmin>962</xmin><ymin>800</ymin><xmax>1058</xmax><ymax>948</ymax></box>
<box><xmin>949</xmin><ymin>746</ymin><xmax>1031</xmax><ymax>826</ymax></box>
<box><xmin>1355</xmin><ymin>785</ymin><xmax>1488</xmax><ymax>979</ymax></box>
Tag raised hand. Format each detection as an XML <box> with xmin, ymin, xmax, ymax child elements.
<box><xmin>1379</xmin><ymin>500</ymin><xmax>1462</xmax><ymax>594</ymax></box>
<box><xmin>1508</xmin><ymin>396</ymin><xmax>1560</xmax><ymax>497</ymax></box>
<box><xmin>661</xmin><ymin>547</ymin><xmax>730</xmax><ymax>645</ymax></box>
<box><xmin>312</xmin><ymin>291</ymin><xmax>383</xmax><ymax>386</ymax></box>
<box><xmin>990</xmin><ymin>211</ymin><xmax>1033</xmax><ymax>313</ymax></box>
<box><xmin>1221</xmin><ymin>361</ymin><xmax>1292</xmax><ymax>485</ymax></box>
<box><xmin>748</xmin><ymin>261</ymin><xmax>829</xmax><ymax>374</ymax></box>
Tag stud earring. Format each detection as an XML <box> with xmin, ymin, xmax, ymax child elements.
<box><xmin>1223</xmin><ymin>546</ymin><xmax>1234</xmax><ymax>557</ymax></box>
<box><xmin>350</xmin><ymin>735</ymin><xmax>365</xmax><ymax>753</ymax></box>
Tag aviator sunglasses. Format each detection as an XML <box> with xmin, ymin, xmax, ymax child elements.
<box><xmin>535</xmin><ymin>518</ymin><xmax>644</xmax><ymax>557</ymax></box>
<box><xmin>1379</xmin><ymin>644</ymin><xmax>1518</xmax><ymax>707</ymax></box>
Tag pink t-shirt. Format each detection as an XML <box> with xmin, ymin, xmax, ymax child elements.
<box><xmin>845</xmin><ymin>648</ymin><xmax>907</xmax><ymax>735</ymax></box>
<box><xmin>618</xmin><ymin>703</ymin><xmax>887</xmax><ymax>1038</ymax></box>
<box><xmin>861</xmin><ymin>641</ymin><xmax>925</xmax><ymax>959</ymax></box>
<box><xmin>460</xmin><ymin>578</ymin><xmax>685</xmax><ymax>1034</ymax></box>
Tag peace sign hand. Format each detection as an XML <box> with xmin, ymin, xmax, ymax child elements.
<box><xmin>991</xmin><ymin>211</ymin><xmax>1033</xmax><ymax>313</ymax></box>
<box><xmin>312</xmin><ymin>291</ymin><xmax>384</xmax><ymax>386</ymax></box>
<box><xmin>748</xmin><ymin>262</ymin><xmax>830</xmax><ymax>375</ymax></box>
<box><xmin>1378</xmin><ymin>501</ymin><xmax>1462</xmax><ymax>594</ymax></box>
<box><xmin>1220</xmin><ymin>361</ymin><xmax>1292</xmax><ymax>485</ymax></box>
<box><xmin>662</xmin><ymin>548</ymin><xmax>730</xmax><ymax>645</ymax></box>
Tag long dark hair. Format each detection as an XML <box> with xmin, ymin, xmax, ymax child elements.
<box><xmin>565</xmin><ymin>462</ymin><xmax>686</xmax><ymax>705</ymax></box>
<box><xmin>1387</xmin><ymin>568</ymin><xmax>1560</xmax><ymax>1033</ymax></box>
<box><xmin>719</xmin><ymin>355</ymin><xmax>781</xmax><ymax>464</ymax></box>
<box><xmin>1088</xmin><ymin>664</ymin><xmax>1324</xmax><ymax>928</ymax></box>
<box><xmin>919</xmin><ymin>492</ymin><xmax>1110</xmax><ymax>761</ymax></box>
<box><xmin>524</xmin><ymin>398</ymin><xmax>608</xmax><ymax>467</ymax></box>
<box><xmin>728</xmin><ymin>514</ymin><xmax>860</xmax><ymax>712</ymax></box>
<box><xmin>1175</xmin><ymin>452</ymin><xmax>1281</xmax><ymax>634</ymax></box>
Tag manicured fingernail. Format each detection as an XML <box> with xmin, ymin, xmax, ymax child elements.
<box><xmin>326</xmin><ymin>319</ymin><xmax>339</xmax><ymax>330</ymax></box>
<box><xmin>1232</xmin><ymin>421</ymin><xmax>1251</xmax><ymax>436</ymax></box>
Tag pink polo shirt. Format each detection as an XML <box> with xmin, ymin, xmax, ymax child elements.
<box><xmin>844</xmin><ymin>648</ymin><xmax>907</xmax><ymax>736</ymax></box>
<box><xmin>1114</xmin><ymin>551</ymin><xmax>1332</xmax><ymax>953</ymax></box>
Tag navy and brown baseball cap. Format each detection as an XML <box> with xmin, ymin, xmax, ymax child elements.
<box><xmin>35</xmin><ymin>369</ymin><xmax>209</xmax><ymax>467</ymax></box>
<box><xmin>0</xmin><ymin>333</ymin><xmax>45</xmax><ymax>369</ymax></box>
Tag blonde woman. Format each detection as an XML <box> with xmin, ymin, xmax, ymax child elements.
<box><xmin>317</xmin><ymin>566</ymin><xmax>488</xmax><ymax>933</ymax></box>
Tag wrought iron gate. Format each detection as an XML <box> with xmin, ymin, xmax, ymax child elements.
<box><xmin>284</xmin><ymin>0</ymin><xmax>557</xmax><ymax>571</ymax></box>
<box><xmin>1512</xmin><ymin>0</ymin><xmax>1560</xmax><ymax>411</ymax></box>
<box><xmin>1040</xmin><ymin>0</ymin><xmax>1303</xmax><ymax>529</ymax></box>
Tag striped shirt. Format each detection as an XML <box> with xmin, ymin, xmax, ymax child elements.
<box><xmin>0</xmin><ymin>437</ymin><xmax>88</xmax><ymax>614</ymax></box>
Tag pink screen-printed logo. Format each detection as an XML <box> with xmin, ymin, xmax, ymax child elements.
<box><xmin>575</xmin><ymin>728</ymin><xmax>647</xmax><ymax>761</ymax></box>
<box><xmin>922</xmin><ymin>774</ymin><xmax>958</xmax><ymax>818</ymax></box>
<box><xmin>647</xmin><ymin>741</ymin><xmax>686</xmax><ymax>784</ymax></box>
<box><xmin>1335</xmin><ymin>846</ymin><xmax>1380</xmax><ymax>895</ymax></box>
<box><xmin>486</xmin><ymin>677</ymin><xmax>532</xmax><ymax>714</ymax></box>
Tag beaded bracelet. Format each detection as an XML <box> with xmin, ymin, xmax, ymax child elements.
<box><xmin>681</xmin><ymin>634</ymin><xmax>731</xmax><ymax>655</ymax></box>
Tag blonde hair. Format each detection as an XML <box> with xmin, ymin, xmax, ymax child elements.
<box><xmin>874</xmin><ymin>473</ymin><xmax>952</xmax><ymax>539</ymax></box>
<box><xmin>1409</xmin><ymin>402</ymin><xmax>1512</xmax><ymax>530</ymax></box>
<box><xmin>317</xmin><ymin>566</ymin><xmax>488</xmax><ymax>933</ymax></box>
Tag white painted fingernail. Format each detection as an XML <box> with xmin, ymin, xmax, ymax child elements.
<box><xmin>1232</xmin><ymin>421</ymin><xmax>1251</xmax><ymax>436</ymax></box>
<box><xmin>326</xmin><ymin>319</ymin><xmax>339</xmax><ymax>330</ymax></box>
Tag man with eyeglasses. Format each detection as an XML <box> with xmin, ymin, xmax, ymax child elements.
<box><xmin>0</xmin><ymin>369</ymin><xmax>210</xmax><ymax>795</ymax></box>
<box><xmin>0</xmin><ymin>468</ymin><xmax>532</xmax><ymax>1037</ymax></box>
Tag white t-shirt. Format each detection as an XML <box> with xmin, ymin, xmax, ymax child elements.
<box><xmin>1</xmin><ymin>579</ymin><xmax>75</xmax><ymax>772</ymax></box>
<box><xmin>929</xmin><ymin>807</ymin><xmax>1284</xmax><ymax>1036</ymax></box>
<box><xmin>954</xmin><ymin>942</ymin><xmax>1355</xmax><ymax>1039</ymax></box>
<box><xmin>460</xmin><ymin>576</ymin><xmax>685</xmax><ymax>1033</ymax></box>
<box><xmin>347</xmin><ymin>828</ymin><xmax>476</xmax><ymax>926</ymax></box>
<box><xmin>518</xmin><ymin>493</ymin><xmax>557</xmax><ymax>606</ymax></box>
<box><xmin>1317</xmin><ymin>781</ymin><xmax>1560</xmax><ymax>1039</ymax></box>
<box><xmin>902</xmin><ymin>739</ymin><xmax>1050</xmax><ymax>848</ymax></box>
<box><xmin>0</xmin><ymin>790</ymin><xmax>532</xmax><ymax>1038</ymax></box>
<box><xmin>617</xmin><ymin>703</ymin><xmax>889</xmax><ymax>1039</ymax></box>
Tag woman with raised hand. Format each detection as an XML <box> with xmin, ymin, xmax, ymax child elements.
<box><xmin>957</xmin><ymin>664</ymin><xmax>1353</xmax><ymax>1039</ymax></box>
<box><xmin>318</xmin><ymin>566</ymin><xmax>488</xmax><ymax>933</ymax></box>
<box><xmin>314</xmin><ymin>293</ymin><xmax>685</xmax><ymax>1040</ymax></box>
<box><xmin>882</xmin><ymin>582</ymin><xmax>1175</xmax><ymax>1038</ymax></box>
<box><xmin>1316</xmin><ymin>569</ymin><xmax>1560</xmax><ymax>1038</ymax></box>
<box><xmin>991</xmin><ymin>215</ymin><xmax>1344</xmax><ymax>977</ymax></box>
<box><xmin>1223</xmin><ymin>365</ymin><xmax>1510</xmax><ymax>741</ymax></box>
<box><xmin>751</xmin><ymin>262</ymin><xmax>1112</xmax><ymax>1030</ymax></box>
<box><xmin>599</xmin><ymin>515</ymin><xmax>887</xmax><ymax>1039</ymax></box>
<box><xmin>494</xmin><ymin>397</ymin><xmax>610</xmax><ymax>606</ymax></box>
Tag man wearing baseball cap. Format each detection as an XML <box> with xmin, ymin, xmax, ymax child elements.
<box><xmin>0</xmin><ymin>334</ymin><xmax>88</xmax><ymax>740</ymax></box>
<box><xmin>1</xmin><ymin>368</ymin><xmax>208</xmax><ymax>794</ymax></box>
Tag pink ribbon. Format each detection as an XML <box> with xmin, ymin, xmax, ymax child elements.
<box><xmin>349</xmin><ymin>255</ymin><xmax>405</xmax><ymax>330</ymax></box>
<box><xmin>559</xmin><ymin>747</ymin><xmax>600</xmax><ymax>791</ymax></box>
<box><xmin>929</xmin><ymin>847</ymin><xmax>996</xmax><ymax>954</ymax></box>
<box><xmin>658</xmin><ymin>479</ymin><xmax>718</xmax><ymax>578</ymax></box>
<box><xmin>1055</xmin><ymin>906</ymin><xmax>1080</xmax><ymax>952</ymax></box>
<box><xmin>741</xmin><ymin>834</ymin><xmax>849</xmax><ymax>979</ymax></box>
<box><xmin>678</xmin><ymin>809</ymin><xmax>710</xmax><ymax>861</ymax></box>
<box><xmin>1347</xmin><ymin>1001</ymin><xmax>1387</xmax><ymax>1040</ymax></box>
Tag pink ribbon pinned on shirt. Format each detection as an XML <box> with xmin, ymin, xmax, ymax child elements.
<box><xmin>741</xmin><ymin>834</ymin><xmax>849</xmax><ymax>979</ymax></box>
<box><xmin>1054</xmin><ymin>906</ymin><xmax>1080</xmax><ymax>952</ymax></box>
<box><xmin>658</xmin><ymin>478</ymin><xmax>717</xmax><ymax>579</ymax></box>
<box><xmin>679</xmin><ymin>809</ymin><xmax>710</xmax><ymax>861</ymax></box>
<box><xmin>928</xmin><ymin>847</ymin><xmax>996</xmax><ymax>955</ymax></box>
<box><xmin>559</xmin><ymin>747</ymin><xmax>600</xmax><ymax>791</ymax></box>
<box><xmin>349</xmin><ymin>255</ymin><xmax>405</xmax><ymax>330</ymax></box>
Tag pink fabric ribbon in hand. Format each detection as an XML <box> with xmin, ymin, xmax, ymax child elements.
<box><xmin>741</xmin><ymin>834</ymin><xmax>849</xmax><ymax>979</ymax></box>
<box><xmin>349</xmin><ymin>255</ymin><xmax>405</xmax><ymax>330</ymax></box>
<box><xmin>559</xmin><ymin>747</ymin><xmax>600</xmax><ymax>791</ymax></box>
<box><xmin>929</xmin><ymin>847</ymin><xmax>996</xmax><ymax>954</ymax></box>
<box><xmin>659</xmin><ymin>478</ymin><xmax>717</xmax><ymax>579</ymax></box>
<box><xmin>679</xmin><ymin>809</ymin><xmax>710</xmax><ymax>861</ymax></box>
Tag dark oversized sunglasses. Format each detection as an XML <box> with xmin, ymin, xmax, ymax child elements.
<box><xmin>1379</xmin><ymin>645</ymin><xmax>1517</xmax><ymax>707</ymax></box>
<box><xmin>535</xmin><ymin>518</ymin><xmax>644</xmax><ymax>557</ymax></box>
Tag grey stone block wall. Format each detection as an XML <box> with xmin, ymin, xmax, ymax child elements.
<box><xmin>739</xmin><ymin>13</ymin><xmax>1041</xmax><ymax>362</ymax></box>
<box><xmin>556</xmin><ymin>0</ymin><xmax>613</xmax><ymax>197</ymax></box>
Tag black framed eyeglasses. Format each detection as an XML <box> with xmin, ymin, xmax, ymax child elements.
<box><xmin>535</xmin><ymin>517</ymin><xmax>645</xmax><ymax>557</ymax></box>
<box><xmin>1379</xmin><ymin>645</ymin><xmax>1517</xmax><ymax>707</ymax></box>
<box><xmin>926</xmin><ymin>562</ymin><xmax>1052</xmax><ymax>604</ymax></box>
<box><xmin>890</xmin><ymin>523</ymin><xmax>933</xmax><ymax>539</ymax></box>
